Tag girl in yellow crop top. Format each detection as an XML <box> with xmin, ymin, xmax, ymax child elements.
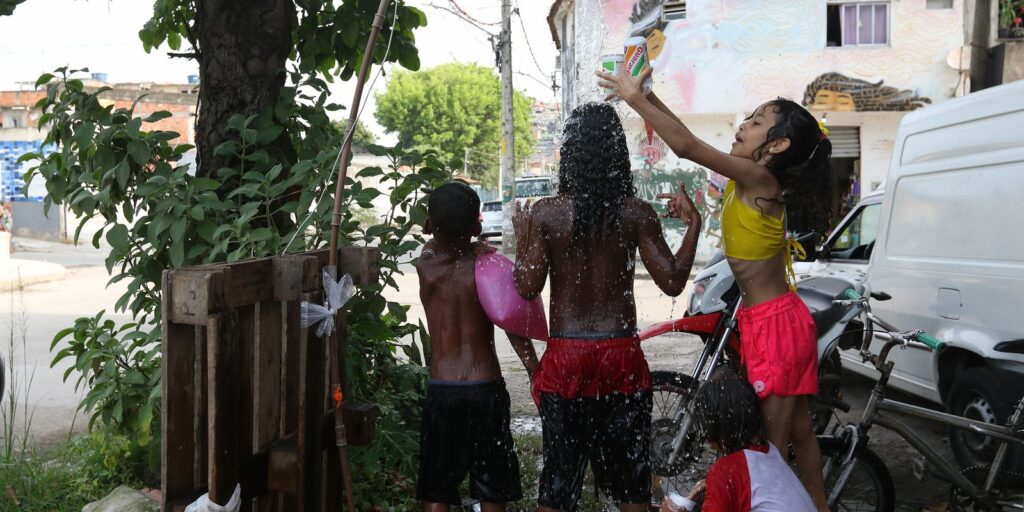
<box><xmin>599</xmin><ymin>67</ymin><xmax>834</xmax><ymax>512</ymax></box>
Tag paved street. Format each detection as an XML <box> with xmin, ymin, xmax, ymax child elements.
<box><xmin>0</xmin><ymin>239</ymin><xmax>957</xmax><ymax>510</ymax></box>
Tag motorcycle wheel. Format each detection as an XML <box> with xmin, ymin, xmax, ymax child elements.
<box><xmin>649</xmin><ymin>371</ymin><xmax>717</xmax><ymax>505</ymax></box>
<box><xmin>817</xmin><ymin>436</ymin><xmax>896</xmax><ymax>512</ymax></box>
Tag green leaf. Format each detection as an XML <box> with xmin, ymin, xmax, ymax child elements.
<box><xmin>127</xmin><ymin>139</ymin><xmax>151</xmax><ymax>166</ymax></box>
<box><xmin>143</xmin><ymin>110</ymin><xmax>173</xmax><ymax>122</ymax></box>
<box><xmin>189</xmin><ymin>205</ymin><xmax>204</xmax><ymax>221</ymax></box>
<box><xmin>257</xmin><ymin>124</ymin><xmax>284</xmax><ymax>144</ymax></box>
<box><xmin>249</xmin><ymin>228</ymin><xmax>274</xmax><ymax>242</ymax></box>
<box><xmin>105</xmin><ymin>224</ymin><xmax>130</xmax><ymax>253</ymax></box>
<box><xmin>170</xmin><ymin>241</ymin><xmax>185</xmax><ymax>267</ymax></box>
<box><xmin>114</xmin><ymin>158</ymin><xmax>131</xmax><ymax>189</ymax></box>
<box><xmin>35</xmin><ymin>72</ymin><xmax>54</xmax><ymax>87</ymax></box>
<box><xmin>170</xmin><ymin>218</ymin><xmax>188</xmax><ymax>241</ymax></box>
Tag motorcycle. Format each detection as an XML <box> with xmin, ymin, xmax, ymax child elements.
<box><xmin>638</xmin><ymin>240</ymin><xmax>872</xmax><ymax>498</ymax></box>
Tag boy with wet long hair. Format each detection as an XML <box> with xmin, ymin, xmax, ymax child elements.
<box><xmin>513</xmin><ymin>102</ymin><xmax>702</xmax><ymax>511</ymax></box>
<box><xmin>416</xmin><ymin>181</ymin><xmax>540</xmax><ymax>512</ymax></box>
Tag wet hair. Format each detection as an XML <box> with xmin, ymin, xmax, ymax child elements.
<box><xmin>751</xmin><ymin>98</ymin><xmax>833</xmax><ymax>238</ymax></box>
<box><xmin>557</xmin><ymin>102</ymin><xmax>637</xmax><ymax>242</ymax></box>
<box><xmin>427</xmin><ymin>181</ymin><xmax>480</xmax><ymax>238</ymax></box>
<box><xmin>694</xmin><ymin>368</ymin><xmax>767</xmax><ymax>455</ymax></box>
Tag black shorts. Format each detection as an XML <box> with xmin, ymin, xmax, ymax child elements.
<box><xmin>537</xmin><ymin>390</ymin><xmax>653</xmax><ymax>510</ymax></box>
<box><xmin>417</xmin><ymin>379</ymin><xmax>523</xmax><ymax>505</ymax></box>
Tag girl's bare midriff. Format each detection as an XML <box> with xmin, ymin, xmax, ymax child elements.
<box><xmin>728</xmin><ymin>251</ymin><xmax>790</xmax><ymax>307</ymax></box>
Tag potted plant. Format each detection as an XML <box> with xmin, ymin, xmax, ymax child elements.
<box><xmin>999</xmin><ymin>0</ymin><xmax>1024</xmax><ymax>39</ymax></box>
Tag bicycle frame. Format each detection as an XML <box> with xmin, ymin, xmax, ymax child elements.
<box><xmin>829</xmin><ymin>309</ymin><xmax>1024</xmax><ymax>506</ymax></box>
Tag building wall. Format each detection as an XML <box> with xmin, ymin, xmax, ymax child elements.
<box><xmin>0</xmin><ymin>87</ymin><xmax>196</xmax><ymax>145</ymax></box>
<box><xmin>553</xmin><ymin>0</ymin><xmax>966</xmax><ymax>261</ymax></box>
<box><xmin>572</xmin><ymin>0</ymin><xmax>964</xmax><ymax>111</ymax></box>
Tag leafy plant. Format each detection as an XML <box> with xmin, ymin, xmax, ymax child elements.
<box><xmin>1000</xmin><ymin>0</ymin><xmax>1024</xmax><ymax>36</ymax></box>
<box><xmin>25</xmin><ymin>63</ymin><xmax>453</xmax><ymax>502</ymax></box>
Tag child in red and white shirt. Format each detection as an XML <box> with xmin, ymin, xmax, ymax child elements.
<box><xmin>662</xmin><ymin>370</ymin><xmax>817</xmax><ymax>512</ymax></box>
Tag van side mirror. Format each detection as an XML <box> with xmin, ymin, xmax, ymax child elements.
<box><xmin>793</xmin><ymin>232</ymin><xmax>820</xmax><ymax>262</ymax></box>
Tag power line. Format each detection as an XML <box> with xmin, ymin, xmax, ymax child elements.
<box><xmin>512</xmin><ymin>4</ymin><xmax>549</xmax><ymax>78</ymax></box>
<box><xmin>448</xmin><ymin>0</ymin><xmax>501</xmax><ymax>26</ymax></box>
<box><xmin>514</xmin><ymin>71</ymin><xmax>550</xmax><ymax>89</ymax></box>
<box><xmin>424</xmin><ymin>2</ymin><xmax>496</xmax><ymax>37</ymax></box>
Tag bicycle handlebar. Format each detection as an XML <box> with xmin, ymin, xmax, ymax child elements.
<box><xmin>915</xmin><ymin>332</ymin><xmax>946</xmax><ymax>352</ymax></box>
<box><xmin>842</xmin><ymin>288</ymin><xmax>945</xmax><ymax>351</ymax></box>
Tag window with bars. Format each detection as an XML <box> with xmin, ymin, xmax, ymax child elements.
<box><xmin>663</xmin><ymin>1</ymin><xmax>686</xmax><ymax>21</ymax></box>
<box><xmin>826</xmin><ymin>1</ymin><xmax>890</xmax><ymax>47</ymax></box>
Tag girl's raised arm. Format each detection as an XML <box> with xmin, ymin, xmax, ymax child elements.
<box><xmin>597</xmin><ymin>69</ymin><xmax>770</xmax><ymax>189</ymax></box>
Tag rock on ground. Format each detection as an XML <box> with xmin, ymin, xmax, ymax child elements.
<box><xmin>82</xmin><ymin>486</ymin><xmax>160</xmax><ymax>512</ymax></box>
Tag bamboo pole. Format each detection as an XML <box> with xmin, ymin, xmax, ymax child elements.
<box><xmin>328</xmin><ymin>0</ymin><xmax>391</xmax><ymax>509</ymax></box>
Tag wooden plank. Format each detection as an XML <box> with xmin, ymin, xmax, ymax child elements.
<box><xmin>338</xmin><ymin>246</ymin><xmax>381</xmax><ymax>286</ymax></box>
<box><xmin>299</xmin><ymin>290</ymin><xmax>325</xmax><ymax>512</ymax></box>
<box><xmin>280</xmin><ymin>297</ymin><xmax>303</xmax><ymax>512</ymax></box>
<box><xmin>266</xmin><ymin>434</ymin><xmax>299</xmax><ymax>494</ymax></box>
<box><xmin>162</xmin><ymin>270</ymin><xmax>199</xmax><ymax>511</ymax></box>
<box><xmin>288</xmin><ymin>247</ymin><xmax>379</xmax><ymax>287</ymax></box>
<box><xmin>235</xmin><ymin>305</ymin><xmax>257</xmax><ymax>512</ymax></box>
<box><xmin>169</xmin><ymin>270</ymin><xmax>226</xmax><ymax>326</ymax></box>
<box><xmin>207</xmin><ymin>312</ymin><xmax>242</xmax><ymax>505</ymax></box>
<box><xmin>254</xmin><ymin>300</ymin><xmax>283</xmax><ymax>512</ymax></box>
<box><xmin>272</xmin><ymin>254</ymin><xmax>320</xmax><ymax>301</ymax></box>
<box><xmin>193</xmin><ymin>326</ymin><xmax>208</xmax><ymax>490</ymax></box>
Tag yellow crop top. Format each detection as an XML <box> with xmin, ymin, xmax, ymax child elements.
<box><xmin>721</xmin><ymin>180</ymin><xmax>805</xmax><ymax>288</ymax></box>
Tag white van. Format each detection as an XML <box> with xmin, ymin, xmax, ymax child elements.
<box><xmin>798</xmin><ymin>80</ymin><xmax>1024</xmax><ymax>469</ymax></box>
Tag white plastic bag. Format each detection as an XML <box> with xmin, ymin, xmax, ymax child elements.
<box><xmin>299</xmin><ymin>265</ymin><xmax>356</xmax><ymax>338</ymax></box>
<box><xmin>184</xmin><ymin>484</ymin><xmax>241</xmax><ymax>512</ymax></box>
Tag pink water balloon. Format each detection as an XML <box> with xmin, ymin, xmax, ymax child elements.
<box><xmin>475</xmin><ymin>252</ymin><xmax>549</xmax><ymax>341</ymax></box>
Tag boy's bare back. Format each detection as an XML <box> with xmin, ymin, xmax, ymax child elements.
<box><xmin>416</xmin><ymin>244</ymin><xmax>502</xmax><ymax>382</ymax></box>
<box><xmin>515</xmin><ymin>194</ymin><xmax>698</xmax><ymax>336</ymax></box>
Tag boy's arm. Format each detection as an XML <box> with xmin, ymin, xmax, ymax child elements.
<box><xmin>506</xmin><ymin>333</ymin><xmax>539</xmax><ymax>381</ymax></box>
<box><xmin>513</xmin><ymin>202</ymin><xmax>549</xmax><ymax>299</ymax></box>
<box><xmin>637</xmin><ymin>184</ymin><xmax>702</xmax><ymax>297</ymax></box>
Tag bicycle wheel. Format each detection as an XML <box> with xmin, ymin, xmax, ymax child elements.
<box><xmin>649</xmin><ymin>371</ymin><xmax>716</xmax><ymax>503</ymax></box>
<box><xmin>817</xmin><ymin>436</ymin><xmax>895</xmax><ymax>512</ymax></box>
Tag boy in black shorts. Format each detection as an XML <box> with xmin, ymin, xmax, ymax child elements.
<box><xmin>416</xmin><ymin>181</ymin><xmax>540</xmax><ymax>511</ymax></box>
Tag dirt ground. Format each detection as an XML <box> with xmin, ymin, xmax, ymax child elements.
<box><xmin>389</xmin><ymin>267</ymin><xmax>959</xmax><ymax>511</ymax></box>
<box><xmin>500</xmin><ymin>334</ymin><xmax>956</xmax><ymax>512</ymax></box>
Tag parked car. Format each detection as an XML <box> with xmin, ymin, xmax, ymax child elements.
<box><xmin>795</xmin><ymin>79</ymin><xmax>1024</xmax><ymax>470</ymax></box>
<box><xmin>514</xmin><ymin>176</ymin><xmax>556</xmax><ymax>207</ymax></box>
<box><xmin>480</xmin><ymin>200</ymin><xmax>503</xmax><ymax>239</ymax></box>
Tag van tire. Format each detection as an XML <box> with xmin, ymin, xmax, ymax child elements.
<box><xmin>946</xmin><ymin>367</ymin><xmax>1024</xmax><ymax>473</ymax></box>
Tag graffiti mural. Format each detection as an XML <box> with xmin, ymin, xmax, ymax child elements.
<box><xmin>588</xmin><ymin>0</ymin><xmax>961</xmax><ymax>114</ymax></box>
<box><xmin>630</xmin><ymin>123</ymin><xmax>724</xmax><ymax>253</ymax></box>
<box><xmin>803</xmin><ymin>72</ymin><xmax>932</xmax><ymax>112</ymax></box>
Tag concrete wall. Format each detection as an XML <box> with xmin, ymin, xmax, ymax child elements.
<box><xmin>1003</xmin><ymin>41</ymin><xmax>1024</xmax><ymax>83</ymax></box>
<box><xmin>10</xmin><ymin>201</ymin><xmax>65</xmax><ymax>241</ymax></box>
<box><xmin>561</xmin><ymin>0</ymin><xmax>966</xmax><ymax>112</ymax></box>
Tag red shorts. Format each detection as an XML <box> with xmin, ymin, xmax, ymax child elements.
<box><xmin>738</xmin><ymin>291</ymin><xmax>818</xmax><ymax>398</ymax></box>
<box><xmin>532</xmin><ymin>336</ymin><xmax>651</xmax><ymax>404</ymax></box>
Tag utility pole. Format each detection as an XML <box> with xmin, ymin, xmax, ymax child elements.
<box><xmin>499</xmin><ymin>0</ymin><xmax>516</xmax><ymax>251</ymax></box>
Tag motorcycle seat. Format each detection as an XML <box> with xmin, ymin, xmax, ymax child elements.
<box><xmin>795</xmin><ymin>277</ymin><xmax>855</xmax><ymax>336</ymax></box>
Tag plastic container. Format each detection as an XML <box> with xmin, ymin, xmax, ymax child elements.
<box><xmin>475</xmin><ymin>252</ymin><xmax>549</xmax><ymax>341</ymax></box>
<box><xmin>624</xmin><ymin>36</ymin><xmax>654</xmax><ymax>93</ymax></box>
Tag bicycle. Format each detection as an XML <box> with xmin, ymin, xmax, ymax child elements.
<box><xmin>821</xmin><ymin>289</ymin><xmax>1024</xmax><ymax>511</ymax></box>
<box><xmin>640</xmin><ymin>278</ymin><xmax>891</xmax><ymax>509</ymax></box>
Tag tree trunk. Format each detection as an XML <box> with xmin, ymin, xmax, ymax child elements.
<box><xmin>194</xmin><ymin>0</ymin><xmax>296</xmax><ymax>178</ymax></box>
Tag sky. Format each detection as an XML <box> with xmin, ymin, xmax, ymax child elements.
<box><xmin>0</xmin><ymin>0</ymin><xmax>560</xmax><ymax>144</ymax></box>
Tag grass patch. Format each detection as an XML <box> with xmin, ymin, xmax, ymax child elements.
<box><xmin>0</xmin><ymin>431</ymin><xmax>150</xmax><ymax>512</ymax></box>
